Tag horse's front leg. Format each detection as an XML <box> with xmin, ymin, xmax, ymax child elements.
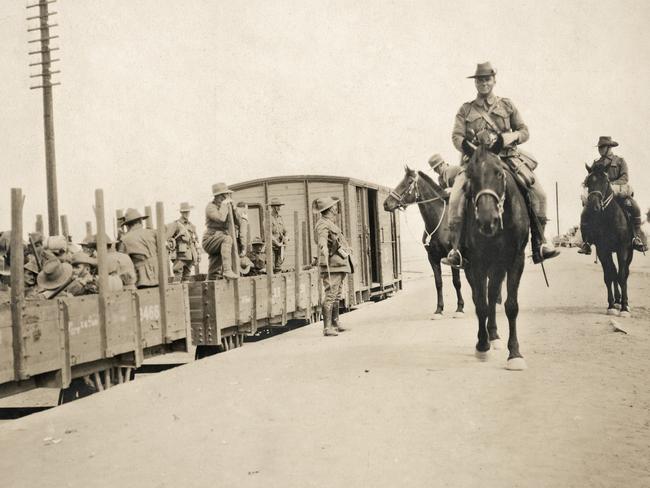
<box><xmin>616</xmin><ymin>249</ymin><xmax>632</xmax><ymax>317</ymax></box>
<box><xmin>451</xmin><ymin>267</ymin><xmax>465</xmax><ymax>317</ymax></box>
<box><xmin>598</xmin><ymin>248</ymin><xmax>617</xmax><ymax>314</ymax></box>
<box><xmin>427</xmin><ymin>252</ymin><xmax>444</xmax><ymax>319</ymax></box>
<box><xmin>487</xmin><ymin>267</ymin><xmax>506</xmax><ymax>350</ymax></box>
<box><xmin>468</xmin><ymin>267</ymin><xmax>489</xmax><ymax>359</ymax></box>
<box><xmin>505</xmin><ymin>252</ymin><xmax>526</xmax><ymax>370</ymax></box>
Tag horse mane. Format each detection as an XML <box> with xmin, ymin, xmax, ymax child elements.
<box><xmin>416</xmin><ymin>170</ymin><xmax>446</xmax><ymax>199</ymax></box>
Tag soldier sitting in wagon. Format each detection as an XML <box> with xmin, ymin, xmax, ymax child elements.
<box><xmin>36</xmin><ymin>259</ymin><xmax>75</xmax><ymax>299</ymax></box>
<box><xmin>120</xmin><ymin>208</ymin><xmax>159</xmax><ymax>288</ymax></box>
<box><xmin>578</xmin><ymin>136</ymin><xmax>648</xmax><ymax>255</ymax></box>
<box><xmin>246</xmin><ymin>237</ymin><xmax>267</xmax><ymax>275</ymax></box>
<box><xmin>67</xmin><ymin>252</ymin><xmax>99</xmax><ymax>296</ymax></box>
<box><xmin>24</xmin><ymin>258</ymin><xmax>42</xmax><ymax>299</ymax></box>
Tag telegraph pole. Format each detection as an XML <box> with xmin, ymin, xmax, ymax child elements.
<box><xmin>555</xmin><ymin>181</ymin><xmax>560</xmax><ymax>236</ymax></box>
<box><xmin>27</xmin><ymin>0</ymin><xmax>61</xmax><ymax>236</ymax></box>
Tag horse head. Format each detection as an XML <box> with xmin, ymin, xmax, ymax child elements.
<box><xmin>584</xmin><ymin>162</ymin><xmax>613</xmax><ymax>212</ymax></box>
<box><xmin>383</xmin><ymin>165</ymin><xmax>419</xmax><ymax>212</ymax></box>
<box><xmin>466</xmin><ymin>145</ymin><xmax>507</xmax><ymax>237</ymax></box>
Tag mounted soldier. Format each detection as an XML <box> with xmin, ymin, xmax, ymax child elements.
<box><xmin>314</xmin><ymin>197</ymin><xmax>353</xmax><ymax>337</ymax></box>
<box><xmin>579</xmin><ymin>136</ymin><xmax>648</xmax><ymax>255</ymax></box>
<box><xmin>166</xmin><ymin>202</ymin><xmax>199</xmax><ymax>282</ymax></box>
<box><xmin>443</xmin><ymin>62</ymin><xmax>559</xmax><ymax>267</ymax></box>
<box><xmin>428</xmin><ymin>153</ymin><xmax>461</xmax><ymax>193</ymax></box>
<box><xmin>269</xmin><ymin>197</ymin><xmax>287</xmax><ymax>273</ymax></box>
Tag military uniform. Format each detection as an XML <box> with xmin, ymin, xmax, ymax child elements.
<box><xmin>202</xmin><ymin>183</ymin><xmax>243</xmax><ymax>280</ymax></box>
<box><xmin>120</xmin><ymin>209</ymin><xmax>159</xmax><ymax>288</ymax></box>
<box><xmin>443</xmin><ymin>62</ymin><xmax>558</xmax><ymax>266</ymax></box>
<box><xmin>580</xmin><ymin>139</ymin><xmax>647</xmax><ymax>252</ymax></box>
<box><xmin>167</xmin><ymin>214</ymin><xmax>199</xmax><ymax>282</ymax></box>
<box><xmin>107</xmin><ymin>249</ymin><xmax>137</xmax><ymax>288</ymax></box>
<box><xmin>314</xmin><ymin>197</ymin><xmax>352</xmax><ymax>336</ymax></box>
<box><xmin>246</xmin><ymin>239</ymin><xmax>266</xmax><ymax>275</ymax></box>
<box><xmin>271</xmin><ymin>213</ymin><xmax>286</xmax><ymax>272</ymax></box>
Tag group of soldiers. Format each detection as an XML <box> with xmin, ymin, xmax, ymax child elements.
<box><xmin>425</xmin><ymin>62</ymin><xmax>647</xmax><ymax>268</ymax></box>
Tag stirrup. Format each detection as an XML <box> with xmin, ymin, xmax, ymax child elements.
<box><xmin>577</xmin><ymin>243</ymin><xmax>592</xmax><ymax>255</ymax></box>
<box><xmin>632</xmin><ymin>236</ymin><xmax>648</xmax><ymax>252</ymax></box>
<box><xmin>441</xmin><ymin>250</ymin><xmax>464</xmax><ymax>269</ymax></box>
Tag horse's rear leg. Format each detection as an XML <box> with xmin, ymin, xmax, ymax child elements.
<box><xmin>428</xmin><ymin>253</ymin><xmax>444</xmax><ymax>319</ymax></box>
<box><xmin>487</xmin><ymin>268</ymin><xmax>506</xmax><ymax>349</ymax></box>
<box><xmin>505</xmin><ymin>253</ymin><xmax>526</xmax><ymax>370</ymax></box>
<box><xmin>616</xmin><ymin>249</ymin><xmax>632</xmax><ymax>316</ymax></box>
<box><xmin>452</xmin><ymin>267</ymin><xmax>465</xmax><ymax>316</ymax></box>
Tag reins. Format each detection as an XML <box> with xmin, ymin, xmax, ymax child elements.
<box><xmin>472</xmin><ymin>167</ymin><xmax>507</xmax><ymax>230</ymax></box>
<box><xmin>389</xmin><ymin>172</ymin><xmax>447</xmax><ymax>247</ymax></box>
<box><xmin>587</xmin><ymin>189</ymin><xmax>613</xmax><ymax>211</ymax></box>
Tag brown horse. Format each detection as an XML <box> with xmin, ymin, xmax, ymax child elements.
<box><xmin>583</xmin><ymin>162</ymin><xmax>634</xmax><ymax>316</ymax></box>
<box><xmin>383</xmin><ymin>166</ymin><xmax>465</xmax><ymax>319</ymax></box>
<box><xmin>463</xmin><ymin>145</ymin><xmax>529</xmax><ymax>370</ymax></box>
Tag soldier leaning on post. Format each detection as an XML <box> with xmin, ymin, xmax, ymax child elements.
<box><xmin>120</xmin><ymin>208</ymin><xmax>159</xmax><ymax>288</ymax></box>
<box><xmin>269</xmin><ymin>197</ymin><xmax>287</xmax><ymax>273</ymax></box>
<box><xmin>202</xmin><ymin>183</ymin><xmax>245</xmax><ymax>280</ymax></box>
<box><xmin>166</xmin><ymin>202</ymin><xmax>199</xmax><ymax>282</ymax></box>
<box><xmin>314</xmin><ymin>196</ymin><xmax>353</xmax><ymax>337</ymax></box>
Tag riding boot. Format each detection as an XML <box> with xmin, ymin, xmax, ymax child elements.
<box><xmin>531</xmin><ymin>217</ymin><xmax>560</xmax><ymax>264</ymax></box>
<box><xmin>577</xmin><ymin>208</ymin><xmax>592</xmax><ymax>255</ymax></box>
<box><xmin>322</xmin><ymin>302</ymin><xmax>338</xmax><ymax>336</ymax></box>
<box><xmin>332</xmin><ymin>300</ymin><xmax>347</xmax><ymax>332</ymax></box>
<box><xmin>220</xmin><ymin>244</ymin><xmax>239</xmax><ymax>280</ymax></box>
<box><xmin>441</xmin><ymin>223</ymin><xmax>465</xmax><ymax>268</ymax></box>
<box><xmin>632</xmin><ymin>217</ymin><xmax>648</xmax><ymax>252</ymax></box>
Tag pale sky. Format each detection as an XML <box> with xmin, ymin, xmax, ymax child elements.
<box><xmin>1</xmin><ymin>0</ymin><xmax>649</xmax><ymax>240</ymax></box>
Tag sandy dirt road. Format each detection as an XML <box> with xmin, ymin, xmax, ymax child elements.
<box><xmin>1</xmin><ymin>251</ymin><xmax>649</xmax><ymax>488</ymax></box>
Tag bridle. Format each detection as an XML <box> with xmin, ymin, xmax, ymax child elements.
<box><xmin>587</xmin><ymin>188</ymin><xmax>613</xmax><ymax>212</ymax></box>
<box><xmin>389</xmin><ymin>172</ymin><xmax>446</xmax><ymax>246</ymax></box>
<box><xmin>472</xmin><ymin>169</ymin><xmax>506</xmax><ymax>230</ymax></box>
<box><xmin>389</xmin><ymin>173</ymin><xmax>444</xmax><ymax>210</ymax></box>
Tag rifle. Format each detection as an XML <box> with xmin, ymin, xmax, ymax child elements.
<box><xmin>28</xmin><ymin>234</ymin><xmax>42</xmax><ymax>271</ymax></box>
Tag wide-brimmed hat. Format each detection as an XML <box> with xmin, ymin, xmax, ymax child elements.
<box><xmin>468</xmin><ymin>62</ymin><xmax>496</xmax><ymax>79</ymax></box>
<box><xmin>123</xmin><ymin>208</ymin><xmax>148</xmax><ymax>226</ymax></box>
<box><xmin>428</xmin><ymin>153</ymin><xmax>447</xmax><ymax>171</ymax></box>
<box><xmin>71</xmin><ymin>252</ymin><xmax>97</xmax><ymax>267</ymax></box>
<box><xmin>92</xmin><ymin>233</ymin><xmax>114</xmax><ymax>246</ymax></box>
<box><xmin>212</xmin><ymin>182</ymin><xmax>233</xmax><ymax>196</ymax></box>
<box><xmin>269</xmin><ymin>197</ymin><xmax>284</xmax><ymax>207</ymax></box>
<box><xmin>314</xmin><ymin>197</ymin><xmax>339</xmax><ymax>213</ymax></box>
<box><xmin>37</xmin><ymin>259</ymin><xmax>73</xmax><ymax>290</ymax></box>
<box><xmin>24</xmin><ymin>258</ymin><xmax>39</xmax><ymax>275</ymax></box>
<box><xmin>179</xmin><ymin>202</ymin><xmax>193</xmax><ymax>212</ymax></box>
<box><xmin>596</xmin><ymin>136</ymin><xmax>618</xmax><ymax>147</ymax></box>
<box><xmin>29</xmin><ymin>231</ymin><xmax>43</xmax><ymax>244</ymax></box>
<box><xmin>251</xmin><ymin>237</ymin><xmax>264</xmax><ymax>246</ymax></box>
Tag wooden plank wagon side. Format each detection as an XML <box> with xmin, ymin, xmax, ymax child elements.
<box><xmin>230</xmin><ymin>175</ymin><xmax>402</xmax><ymax>308</ymax></box>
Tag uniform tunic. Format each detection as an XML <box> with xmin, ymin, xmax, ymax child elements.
<box><xmin>314</xmin><ymin>215</ymin><xmax>352</xmax><ymax>304</ymax></box>
<box><xmin>167</xmin><ymin>217</ymin><xmax>198</xmax><ymax>281</ymax></box>
<box><xmin>271</xmin><ymin>213</ymin><xmax>287</xmax><ymax>272</ymax></box>
<box><xmin>120</xmin><ymin>226</ymin><xmax>159</xmax><ymax>288</ymax></box>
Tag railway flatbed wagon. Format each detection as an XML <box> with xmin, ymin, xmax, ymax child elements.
<box><xmin>230</xmin><ymin>175</ymin><xmax>403</xmax><ymax>307</ymax></box>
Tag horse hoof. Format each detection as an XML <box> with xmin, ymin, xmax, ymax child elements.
<box><xmin>453</xmin><ymin>311</ymin><xmax>465</xmax><ymax>319</ymax></box>
<box><xmin>474</xmin><ymin>349</ymin><xmax>489</xmax><ymax>361</ymax></box>
<box><xmin>619</xmin><ymin>311</ymin><xmax>631</xmax><ymax>318</ymax></box>
<box><xmin>606</xmin><ymin>308</ymin><xmax>619</xmax><ymax>316</ymax></box>
<box><xmin>431</xmin><ymin>313</ymin><xmax>444</xmax><ymax>321</ymax></box>
<box><xmin>506</xmin><ymin>357</ymin><xmax>527</xmax><ymax>371</ymax></box>
<box><xmin>490</xmin><ymin>339</ymin><xmax>504</xmax><ymax>350</ymax></box>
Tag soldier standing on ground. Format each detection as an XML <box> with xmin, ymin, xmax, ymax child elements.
<box><xmin>120</xmin><ymin>208</ymin><xmax>159</xmax><ymax>288</ymax></box>
<box><xmin>314</xmin><ymin>197</ymin><xmax>353</xmax><ymax>337</ymax></box>
<box><xmin>166</xmin><ymin>202</ymin><xmax>199</xmax><ymax>282</ymax></box>
<box><xmin>202</xmin><ymin>183</ymin><xmax>241</xmax><ymax>280</ymax></box>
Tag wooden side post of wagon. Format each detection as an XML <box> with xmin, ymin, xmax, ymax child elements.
<box><xmin>155</xmin><ymin>201</ymin><xmax>169</xmax><ymax>342</ymax></box>
<box><xmin>10</xmin><ymin>188</ymin><xmax>27</xmax><ymax>381</ymax></box>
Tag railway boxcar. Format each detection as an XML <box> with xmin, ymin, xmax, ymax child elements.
<box><xmin>230</xmin><ymin>175</ymin><xmax>402</xmax><ymax>306</ymax></box>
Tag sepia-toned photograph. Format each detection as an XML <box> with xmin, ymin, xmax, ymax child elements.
<box><xmin>1</xmin><ymin>1</ymin><xmax>649</xmax><ymax>487</ymax></box>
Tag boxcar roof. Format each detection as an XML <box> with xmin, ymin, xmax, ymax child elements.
<box><xmin>230</xmin><ymin>175</ymin><xmax>392</xmax><ymax>192</ymax></box>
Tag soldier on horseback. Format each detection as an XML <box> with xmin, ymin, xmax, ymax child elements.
<box><xmin>578</xmin><ymin>136</ymin><xmax>648</xmax><ymax>255</ymax></box>
<box><xmin>443</xmin><ymin>62</ymin><xmax>559</xmax><ymax>267</ymax></box>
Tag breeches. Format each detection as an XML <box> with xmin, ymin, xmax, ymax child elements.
<box><xmin>322</xmin><ymin>272</ymin><xmax>345</xmax><ymax>305</ymax></box>
<box><xmin>172</xmin><ymin>260</ymin><xmax>193</xmax><ymax>281</ymax></box>
<box><xmin>203</xmin><ymin>232</ymin><xmax>232</xmax><ymax>280</ymax></box>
